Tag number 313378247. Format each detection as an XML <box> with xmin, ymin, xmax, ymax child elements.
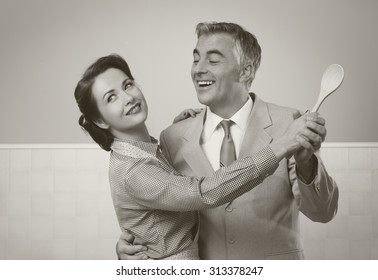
<box><xmin>209</xmin><ymin>266</ymin><xmax>263</xmax><ymax>276</ymax></box>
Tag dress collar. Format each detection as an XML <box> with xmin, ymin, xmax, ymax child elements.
<box><xmin>111</xmin><ymin>137</ymin><xmax>159</xmax><ymax>158</ymax></box>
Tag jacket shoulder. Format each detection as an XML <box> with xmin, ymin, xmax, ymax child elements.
<box><xmin>266</xmin><ymin>102</ymin><xmax>299</xmax><ymax>123</ymax></box>
<box><xmin>159</xmin><ymin>115</ymin><xmax>199</xmax><ymax>164</ymax></box>
<box><xmin>261</xmin><ymin>101</ymin><xmax>301</xmax><ymax>137</ymax></box>
<box><xmin>163</xmin><ymin>117</ymin><xmax>193</xmax><ymax>136</ymax></box>
<box><xmin>161</xmin><ymin>113</ymin><xmax>200</xmax><ymax>142</ymax></box>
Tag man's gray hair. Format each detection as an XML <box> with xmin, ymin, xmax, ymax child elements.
<box><xmin>195</xmin><ymin>22</ymin><xmax>262</xmax><ymax>87</ymax></box>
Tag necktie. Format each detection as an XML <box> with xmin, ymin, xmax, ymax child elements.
<box><xmin>219</xmin><ymin>120</ymin><xmax>236</xmax><ymax>168</ymax></box>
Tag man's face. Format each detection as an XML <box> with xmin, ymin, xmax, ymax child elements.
<box><xmin>191</xmin><ymin>33</ymin><xmax>242</xmax><ymax>112</ymax></box>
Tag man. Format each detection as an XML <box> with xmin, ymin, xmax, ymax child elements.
<box><xmin>117</xmin><ymin>22</ymin><xmax>338</xmax><ymax>259</ymax></box>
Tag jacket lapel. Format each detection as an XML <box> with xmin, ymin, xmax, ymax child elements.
<box><xmin>181</xmin><ymin>109</ymin><xmax>215</xmax><ymax>177</ymax></box>
<box><xmin>239</xmin><ymin>94</ymin><xmax>273</xmax><ymax>158</ymax></box>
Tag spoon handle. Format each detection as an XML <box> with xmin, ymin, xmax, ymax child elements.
<box><xmin>311</xmin><ymin>94</ymin><xmax>324</xmax><ymax>112</ymax></box>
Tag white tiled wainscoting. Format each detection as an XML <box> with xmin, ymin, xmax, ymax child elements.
<box><xmin>301</xmin><ymin>143</ymin><xmax>378</xmax><ymax>259</ymax></box>
<box><xmin>0</xmin><ymin>145</ymin><xmax>118</xmax><ymax>260</ymax></box>
<box><xmin>0</xmin><ymin>143</ymin><xmax>378</xmax><ymax>259</ymax></box>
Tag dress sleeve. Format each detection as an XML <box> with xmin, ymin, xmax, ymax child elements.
<box><xmin>125</xmin><ymin>145</ymin><xmax>279</xmax><ymax>211</ymax></box>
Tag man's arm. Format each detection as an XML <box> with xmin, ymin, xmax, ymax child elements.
<box><xmin>290</xmin><ymin>113</ymin><xmax>339</xmax><ymax>222</ymax></box>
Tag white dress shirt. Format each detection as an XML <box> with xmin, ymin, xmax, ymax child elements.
<box><xmin>200</xmin><ymin>97</ymin><xmax>253</xmax><ymax>171</ymax></box>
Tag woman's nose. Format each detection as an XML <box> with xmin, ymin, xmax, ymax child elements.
<box><xmin>120</xmin><ymin>91</ymin><xmax>134</xmax><ymax>105</ymax></box>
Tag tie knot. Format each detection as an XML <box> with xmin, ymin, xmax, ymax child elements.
<box><xmin>220</xmin><ymin>120</ymin><xmax>233</xmax><ymax>135</ymax></box>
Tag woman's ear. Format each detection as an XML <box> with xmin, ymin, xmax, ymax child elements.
<box><xmin>93</xmin><ymin>119</ymin><xmax>110</xmax><ymax>130</ymax></box>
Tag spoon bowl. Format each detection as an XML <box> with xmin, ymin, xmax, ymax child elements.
<box><xmin>311</xmin><ymin>64</ymin><xmax>344</xmax><ymax>112</ymax></box>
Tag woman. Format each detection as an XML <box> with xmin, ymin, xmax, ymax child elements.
<box><xmin>74</xmin><ymin>54</ymin><xmax>314</xmax><ymax>259</ymax></box>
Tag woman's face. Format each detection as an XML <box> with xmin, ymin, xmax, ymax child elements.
<box><xmin>91</xmin><ymin>68</ymin><xmax>148</xmax><ymax>138</ymax></box>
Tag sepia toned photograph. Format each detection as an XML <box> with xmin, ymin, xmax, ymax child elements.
<box><xmin>0</xmin><ymin>0</ymin><xmax>377</xmax><ymax>265</ymax></box>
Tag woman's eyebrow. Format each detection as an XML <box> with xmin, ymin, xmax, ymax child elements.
<box><xmin>103</xmin><ymin>89</ymin><xmax>114</xmax><ymax>100</ymax></box>
<box><xmin>122</xmin><ymin>78</ymin><xmax>132</xmax><ymax>88</ymax></box>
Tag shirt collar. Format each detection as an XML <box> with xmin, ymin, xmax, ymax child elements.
<box><xmin>202</xmin><ymin>96</ymin><xmax>253</xmax><ymax>142</ymax></box>
<box><xmin>231</xmin><ymin>96</ymin><xmax>253</xmax><ymax>131</ymax></box>
<box><xmin>111</xmin><ymin>137</ymin><xmax>159</xmax><ymax>158</ymax></box>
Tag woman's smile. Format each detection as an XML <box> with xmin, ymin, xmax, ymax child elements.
<box><xmin>125</xmin><ymin>102</ymin><xmax>141</xmax><ymax>116</ymax></box>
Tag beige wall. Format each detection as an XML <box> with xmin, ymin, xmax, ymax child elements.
<box><xmin>1</xmin><ymin>144</ymin><xmax>378</xmax><ymax>259</ymax></box>
<box><xmin>0</xmin><ymin>0</ymin><xmax>377</xmax><ymax>143</ymax></box>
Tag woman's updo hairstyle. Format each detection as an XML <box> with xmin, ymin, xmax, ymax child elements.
<box><xmin>74</xmin><ymin>54</ymin><xmax>134</xmax><ymax>151</ymax></box>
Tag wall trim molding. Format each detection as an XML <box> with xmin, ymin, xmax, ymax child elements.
<box><xmin>0</xmin><ymin>144</ymin><xmax>99</xmax><ymax>149</ymax></box>
<box><xmin>1</xmin><ymin>142</ymin><xmax>378</xmax><ymax>149</ymax></box>
<box><xmin>322</xmin><ymin>142</ymin><xmax>378</xmax><ymax>148</ymax></box>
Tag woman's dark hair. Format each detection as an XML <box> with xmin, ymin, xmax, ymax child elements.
<box><xmin>74</xmin><ymin>54</ymin><xmax>134</xmax><ymax>151</ymax></box>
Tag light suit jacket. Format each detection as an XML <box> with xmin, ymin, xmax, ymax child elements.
<box><xmin>160</xmin><ymin>93</ymin><xmax>339</xmax><ymax>259</ymax></box>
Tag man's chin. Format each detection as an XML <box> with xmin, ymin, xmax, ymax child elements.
<box><xmin>196</xmin><ymin>90</ymin><xmax>214</xmax><ymax>106</ymax></box>
<box><xmin>197</xmin><ymin>95</ymin><xmax>212</xmax><ymax>106</ymax></box>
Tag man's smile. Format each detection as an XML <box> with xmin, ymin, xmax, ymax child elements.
<box><xmin>197</xmin><ymin>80</ymin><xmax>215</xmax><ymax>87</ymax></box>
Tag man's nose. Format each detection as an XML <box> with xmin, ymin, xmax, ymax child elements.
<box><xmin>193</xmin><ymin>60</ymin><xmax>208</xmax><ymax>74</ymax></box>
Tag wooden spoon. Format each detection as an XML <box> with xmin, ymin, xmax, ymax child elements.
<box><xmin>311</xmin><ymin>64</ymin><xmax>344</xmax><ymax>112</ymax></box>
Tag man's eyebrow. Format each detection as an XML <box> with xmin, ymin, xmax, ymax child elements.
<box><xmin>193</xmin><ymin>48</ymin><xmax>224</xmax><ymax>57</ymax></box>
<box><xmin>207</xmin><ymin>49</ymin><xmax>224</xmax><ymax>57</ymax></box>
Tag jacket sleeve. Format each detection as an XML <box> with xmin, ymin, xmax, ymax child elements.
<box><xmin>159</xmin><ymin>129</ymin><xmax>174</xmax><ymax>165</ymax></box>
<box><xmin>290</xmin><ymin>152</ymin><xmax>339</xmax><ymax>223</ymax></box>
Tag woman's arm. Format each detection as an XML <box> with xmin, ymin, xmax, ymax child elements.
<box><xmin>124</xmin><ymin>145</ymin><xmax>278</xmax><ymax>211</ymax></box>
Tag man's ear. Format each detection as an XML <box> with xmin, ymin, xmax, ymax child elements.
<box><xmin>239</xmin><ymin>64</ymin><xmax>253</xmax><ymax>83</ymax></box>
<box><xmin>93</xmin><ymin>119</ymin><xmax>110</xmax><ymax>130</ymax></box>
